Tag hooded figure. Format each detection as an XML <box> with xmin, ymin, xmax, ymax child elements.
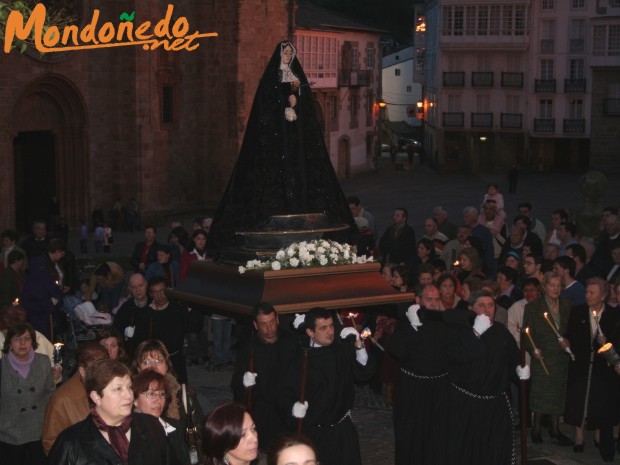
<box><xmin>208</xmin><ymin>41</ymin><xmax>355</xmax><ymax>256</ymax></box>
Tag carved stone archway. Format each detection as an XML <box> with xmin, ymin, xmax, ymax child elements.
<box><xmin>8</xmin><ymin>74</ymin><xmax>88</xmax><ymax>230</ymax></box>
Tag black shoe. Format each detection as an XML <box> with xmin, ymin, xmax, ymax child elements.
<box><xmin>531</xmin><ymin>432</ymin><xmax>543</xmax><ymax>444</ymax></box>
<box><xmin>550</xmin><ymin>432</ymin><xmax>574</xmax><ymax>447</ymax></box>
<box><xmin>573</xmin><ymin>444</ymin><xmax>584</xmax><ymax>453</ymax></box>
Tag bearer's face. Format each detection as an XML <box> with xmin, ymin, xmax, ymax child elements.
<box><xmin>306</xmin><ymin>317</ymin><xmax>334</xmax><ymax>346</ymax></box>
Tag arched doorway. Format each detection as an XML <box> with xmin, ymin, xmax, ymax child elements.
<box><xmin>337</xmin><ymin>137</ymin><xmax>350</xmax><ymax>179</ymax></box>
<box><xmin>9</xmin><ymin>74</ymin><xmax>88</xmax><ymax>231</ymax></box>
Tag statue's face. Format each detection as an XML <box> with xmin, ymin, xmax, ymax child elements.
<box><xmin>281</xmin><ymin>45</ymin><xmax>293</xmax><ymax>65</ymax></box>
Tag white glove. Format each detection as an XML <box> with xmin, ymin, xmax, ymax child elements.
<box><xmin>406</xmin><ymin>304</ymin><xmax>422</xmax><ymax>330</ymax></box>
<box><xmin>51</xmin><ymin>297</ymin><xmax>59</xmax><ymax>306</ymax></box>
<box><xmin>340</xmin><ymin>327</ymin><xmax>360</xmax><ymax>341</ymax></box>
<box><xmin>124</xmin><ymin>326</ymin><xmax>135</xmax><ymax>338</ymax></box>
<box><xmin>292</xmin><ymin>401</ymin><xmax>308</xmax><ymax>418</ymax></box>
<box><xmin>516</xmin><ymin>365</ymin><xmax>530</xmax><ymax>380</ymax></box>
<box><xmin>293</xmin><ymin>313</ymin><xmax>305</xmax><ymax>329</ymax></box>
<box><xmin>473</xmin><ymin>314</ymin><xmax>492</xmax><ymax>336</ymax></box>
<box><xmin>243</xmin><ymin>372</ymin><xmax>257</xmax><ymax>388</ymax></box>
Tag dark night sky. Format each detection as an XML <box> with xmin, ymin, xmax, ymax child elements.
<box><xmin>306</xmin><ymin>0</ymin><xmax>413</xmax><ymax>44</ymax></box>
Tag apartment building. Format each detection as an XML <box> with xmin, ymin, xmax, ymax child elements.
<box><xmin>295</xmin><ymin>1</ymin><xmax>385</xmax><ymax>177</ymax></box>
<box><xmin>420</xmin><ymin>0</ymin><xmax>620</xmax><ymax>173</ymax></box>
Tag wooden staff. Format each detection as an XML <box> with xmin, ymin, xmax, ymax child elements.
<box><xmin>247</xmin><ymin>331</ymin><xmax>255</xmax><ymax>410</ymax></box>
<box><xmin>519</xmin><ymin>327</ymin><xmax>528</xmax><ymax>465</ymax></box>
<box><xmin>297</xmin><ymin>348</ymin><xmax>309</xmax><ymax>433</ymax></box>
<box><xmin>49</xmin><ymin>314</ymin><xmax>54</xmax><ymax>343</ymax></box>
<box><xmin>149</xmin><ymin>319</ymin><xmax>153</xmax><ymax>339</ymax></box>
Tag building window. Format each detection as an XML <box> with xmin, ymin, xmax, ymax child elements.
<box><xmin>330</xmin><ymin>96</ymin><xmax>338</xmax><ymax>120</ymax></box>
<box><xmin>506</xmin><ymin>54</ymin><xmax>521</xmax><ymax>72</ymax></box>
<box><xmin>295</xmin><ymin>34</ymin><xmax>338</xmax><ymax>79</ymax></box>
<box><xmin>466</xmin><ymin>6</ymin><xmax>476</xmax><ymax>35</ymax></box>
<box><xmin>442</xmin><ymin>6</ymin><xmax>452</xmax><ymax>35</ymax></box>
<box><xmin>501</xmin><ymin>6</ymin><xmax>513</xmax><ymax>36</ymax></box>
<box><xmin>515</xmin><ymin>6</ymin><xmax>526</xmax><ymax>36</ymax></box>
<box><xmin>540</xmin><ymin>59</ymin><xmax>554</xmax><ymax>79</ymax></box>
<box><xmin>542</xmin><ymin>0</ymin><xmax>555</xmax><ymax>11</ymax></box>
<box><xmin>490</xmin><ymin>5</ymin><xmax>500</xmax><ymax>35</ymax></box>
<box><xmin>478</xmin><ymin>6</ymin><xmax>488</xmax><ymax>36</ymax></box>
<box><xmin>395</xmin><ymin>68</ymin><xmax>401</xmax><ymax>76</ymax></box>
<box><xmin>162</xmin><ymin>85</ymin><xmax>174</xmax><ymax>123</ymax></box>
<box><xmin>506</xmin><ymin>95</ymin><xmax>520</xmax><ymax>113</ymax></box>
<box><xmin>406</xmin><ymin>85</ymin><xmax>412</xmax><ymax>92</ymax></box>
<box><xmin>365</xmin><ymin>44</ymin><xmax>375</xmax><ymax>70</ymax></box>
<box><xmin>350</xmin><ymin>94</ymin><xmax>359</xmax><ymax>129</ymax></box>
<box><xmin>571</xmin><ymin>0</ymin><xmax>585</xmax><ymax>9</ymax></box>
<box><xmin>569</xmin><ymin>59</ymin><xmax>585</xmax><ymax>79</ymax></box>
<box><xmin>569</xmin><ymin>99</ymin><xmax>583</xmax><ymax>118</ymax></box>
<box><xmin>539</xmin><ymin>99</ymin><xmax>553</xmax><ymax>118</ymax></box>
<box><xmin>593</xmin><ymin>24</ymin><xmax>620</xmax><ymax>56</ymax></box>
<box><xmin>454</xmin><ymin>6</ymin><xmax>464</xmax><ymax>36</ymax></box>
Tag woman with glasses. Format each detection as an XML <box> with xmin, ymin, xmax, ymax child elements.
<box><xmin>132</xmin><ymin>339</ymin><xmax>204</xmax><ymax>462</ymax></box>
<box><xmin>48</xmin><ymin>359</ymin><xmax>168</xmax><ymax>465</ymax></box>
<box><xmin>133</xmin><ymin>370</ymin><xmax>190</xmax><ymax>465</ymax></box>
<box><xmin>523</xmin><ymin>271</ymin><xmax>573</xmax><ymax>446</ymax></box>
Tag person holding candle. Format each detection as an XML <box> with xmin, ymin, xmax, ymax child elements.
<box><xmin>563</xmin><ymin>277</ymin><xmax>620</xmax><ymax>461</ymax></box>
<box><xmin>523</xmin><ymin>271</ymin><xmax>573</xmax><ymax>446</ymax></box>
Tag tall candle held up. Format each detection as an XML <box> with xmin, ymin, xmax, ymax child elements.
<box><xmin>525</xmin><ymin>327</ymin><xmax>549</xmax><ymax>375</ymax></box>
<box><xmin>543</xmin><ymin>312</ymin><xmax>561</xmax><ymax>337</ymax></box>
<box><xmin>592</xmin><ymin>310</ymin><xmax>602</xmax><ymax>335</ymax></box>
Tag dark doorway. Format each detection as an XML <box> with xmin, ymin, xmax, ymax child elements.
<box><xmin>13</xmin><ymin>131</ymin><xmax>56</xmax><ymax>232</ymax></box>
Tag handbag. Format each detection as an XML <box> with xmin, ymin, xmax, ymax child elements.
<box><xmin>182</xmin><ymin>384</ymin><xmax>202</xmax><ymax>465</ymax></box>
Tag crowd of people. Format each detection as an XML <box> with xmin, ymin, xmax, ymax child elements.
<box><xmin>0</xmin><ymin>183</ymin><xmax>619</xmax><ymax>465</ymax></box>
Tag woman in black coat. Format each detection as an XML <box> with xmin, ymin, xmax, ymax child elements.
<box><xmin>564</xmin><ymin>278</ymin><xmax>620</xmax><ymax>462</ymax></box>
<box><xmin>48</xmin><ymin>359</ymin><xmax>169</xmax><ymax>465</ymax></box>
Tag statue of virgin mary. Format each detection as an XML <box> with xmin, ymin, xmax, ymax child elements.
<box><xmin>207</xmin><ymin>41</ymin><xmax>356</xmax><ymax>257</ymax></box>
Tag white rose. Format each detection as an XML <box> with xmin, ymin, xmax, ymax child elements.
<box><xmin>287</xmin><ymin>247</ymin><xmax>296</xmax><ymax>257</ymax></box>
<box><xmin>330</xmin><ymin>253</ymin><xmax>339</xmax><ymax>262</ymax></box>
<box><xmin>290</xmin><ymin>257</ymin><xmax>300</xmax><ymax>267</ymax></box>
<box><xmin>271</xmin><ymin>261</ymin><xmax>282</xmax><ymax>271</ymax></box>
<box><xmin>343</xmin><ymin>250</ymin><xmax>350</xmax><ymax>259</ymax></box>
<box><xmin>238</xmin><ymin>266</ymin><xmax>246</xmax><ymax>274</ymax></box>
<box><xmin>321</xmin><ymin>240</ymin><xmax>330</xmax><ymax>248</ymax></box>
<box><xmin>276</xmin><ymin>250</ymin><xmax>286</xmax><ymax>260</ymax></box>
<box><xmin>319</xmin><ymin>256</ymin><xmax>328</xmax><ymax>266</ymax></box>
<box><xmin>317</xmin><ymin>246</ymin><xmax>325</xmax><ymax>254</ymax></box>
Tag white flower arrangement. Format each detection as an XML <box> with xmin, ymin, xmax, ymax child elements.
<box><xmin>238</xmin><ymin>239</ymin><xmax>373</xmax><ymax>274</ymax></box>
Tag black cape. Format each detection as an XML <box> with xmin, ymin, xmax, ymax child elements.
<box><xmin>208</xmin><ymin>41</ymin><xmax>355</xmax><ymax>254</ymax></box>
<box><xmin>390</xmin><ymin>309</ymin><xmax>449</xmax><ymax>465</ymax></box>
<box><xmin>445</xmin><ymin>309</ymin><xmax>520</xmax><ymax>465</ymax></box>
<box><xmin>231</xmin><ymin>329</ymin><xmax>301</xmax><ymax>450</ymax></box>
<box><xmin>278</xmin><ymin>340</ymin><xmax>375</xmax><ymax>465</ymax></box>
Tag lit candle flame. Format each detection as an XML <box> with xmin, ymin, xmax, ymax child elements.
<box><xmin>453</xmin><ymin>260</ymin><xmax>460</xmax><ymax>267</ymax></box>
<box><xmin>12</xmin><ymin>298</ymin><xmax>19</xmax><ymax>306</ymax></box>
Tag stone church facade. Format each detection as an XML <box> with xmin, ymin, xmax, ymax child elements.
<box><xmin>0</xmin><ymin>0</ymin><xmax>293</xmax><ymax>230</ymax></box>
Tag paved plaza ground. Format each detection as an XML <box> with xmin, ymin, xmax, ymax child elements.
<box><xmin>70</xmin><ymin>158</ymin><xmax>620</xmax><ymax>465</ymax></box>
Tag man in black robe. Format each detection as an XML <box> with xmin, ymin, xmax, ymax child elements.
<box><xmin>133</xmin><ymin>276</ymin><xmax>201</xmax><ymax>384</ymax></box>
<box><xmin>231</xmin><ymin>303</ymin><xmax>300</xmax><ymax>450</ymax></box>
<box><xmin>445</xmin><ymin>290</ymin><xmax>528</xmax><ymax>465</ymax></box>
<box><xmin>390</xmin><ymin>284</ymin><xmax>449</xmax><ymax>465</ymax></box>
<box><xmin>279</xmin><ymin>307</ymin><xmax>375</xmax><ymax>465</ymax></box>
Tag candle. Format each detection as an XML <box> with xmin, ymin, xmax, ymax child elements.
<box><xmin>53</xmin><ymin>342</ymin><xmax>64</xmax><ymax>366</ymax></box>
<box><xmin>543</xmin><ymin>312</ymin><xmax>575</xmax><ymax>361</ymax></box>
<box><xmin>360</xmin><ymin>327</ymin><xmax>384</xmax><ymax>351</ymax></box>
<box><xmin>543</xmin><ymin>312</ymin><xmax>561</xmax><ymax>337</ymax></box>
<box><xmin>592</xmin><ymin>310</ymin><xmax>602</xmax><ymax>335</ymax></box>
<box><xmin>453</xmin><ymin>260</ymin><xmax>460</xmax><ymax>267</ymax></box>
<box><xmin>12</xmin><ymin>298</ymin><xmax>19</xmax><ymax>306</ymax></box>
<box><xmin>347</xmin><ymin>312</ymin><xmax>358</xmax><ymax>327</ymax></box>
<box><xmin>525</xmin><ymin>327</ymin><xmax>549</xmax><ymax>375</ymax></box>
